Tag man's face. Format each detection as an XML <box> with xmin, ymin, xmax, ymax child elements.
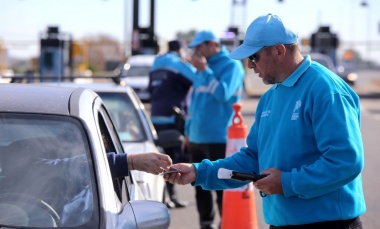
<box><xmin>247</xmin><ymin>45</ymin><xmax>279</xmax><ymax>85</ymax></box>
<box><xmin>194</xmin><ymin>41</ymin><xmax>212</xmax><ymax>58</ymax></box>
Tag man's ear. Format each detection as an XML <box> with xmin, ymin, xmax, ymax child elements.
<box><xmin>274</xmin><ymin>44</ymin><xmax>287</xmax><ymax>57</ymax></box>
<box><xmin>208</xmin><ymin>40</ymin><xmax>216</xmax><ymax>46</ymax></box>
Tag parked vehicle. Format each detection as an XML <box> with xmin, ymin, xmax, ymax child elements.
<box><xmin>115</xmin><ymin>55</ymin><xmax>156</xmax><ymax>102</ymax></box>
<box><xmin>0</xmin><ymin>83</ymin><xmax>170</xmax><ymax>229</ymax></box>
<box><xmin>309</xmin><ymin>52</ymin><xmax>358</xmax><ymax>85</ymax></box>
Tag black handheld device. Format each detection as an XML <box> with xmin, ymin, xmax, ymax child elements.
<box><xmin>217</xmin><ymin>168</ymin><xmax>267</xmax><ymax>182</ymax></box>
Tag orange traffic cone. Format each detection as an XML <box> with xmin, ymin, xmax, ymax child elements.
<box><xmin>221</xmin><ymin>103</ymin><xmax>259</xmax><ymax>229</ymax></box>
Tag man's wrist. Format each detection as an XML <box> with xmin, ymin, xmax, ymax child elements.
<box><xmin>128</xmin><ymin>154</ymin><xmax>135</xmax><ymax>170</ymax></box>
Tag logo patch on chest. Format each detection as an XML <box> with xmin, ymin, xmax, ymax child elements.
<box><xmin>291</xmin><ymin>100</ymin><xmax>302</xmax><ymax>121</ymax></box>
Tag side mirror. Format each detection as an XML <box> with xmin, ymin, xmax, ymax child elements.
<box><xmin>155</xmin><ymin>129</ymin><xmax>184</xmax><ymax>148</ymax></box>
<box><xmin>120</xmin><ymin>200</ymin><xmax>170</xmax><ymax>229</ymax></box>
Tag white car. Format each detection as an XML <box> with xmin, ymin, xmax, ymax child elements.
<box><xmin>0</xmin><ymin>83</ymin><xmax>170</xmax><ymax>228</ymax></box>
<box><xmin>38</xmin><ymin>79</ymin><xmax>182</xmax><ymax>203</ymax></box>
<box><xmin>115</xmin><ymin>55</ymin><xmax>156</xmax><ymax>102</ymax></box>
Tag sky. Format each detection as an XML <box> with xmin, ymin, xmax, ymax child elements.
<box><xmin>1</xmin><ymin>0</ymin><xmax>379</xmax><ymax>62</ymax></box>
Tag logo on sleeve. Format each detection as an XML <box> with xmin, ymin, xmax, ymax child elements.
<box><xmin>291</xmin><ymin>100</ymin><xmax>302</xmax><ymax>121</ymax></box>
<box><xmin>261</xmin><ymin>110</ymin><xmax>271</xmax><ymax>118</ymax></box>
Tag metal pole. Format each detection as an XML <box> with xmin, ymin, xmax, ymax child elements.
<box><xmin>150</xmin><ymin>0</ymin><xmax>155</xmax><ymax>36</ymax></box>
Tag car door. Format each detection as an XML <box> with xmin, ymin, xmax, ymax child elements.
<box><xmin>95</xmin><ymin>103</ymin><xmax>142</xmax><ymax>203</ymax></box>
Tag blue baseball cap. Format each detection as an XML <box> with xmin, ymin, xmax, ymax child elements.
<box><xmin>229</xmin><ymin>14</ymin><xmax>298</xmax><ymax>60</ymax></box>
<box><xmin>188</xmin><ymin>30</ymin><xmax>220</xmax><ymax>48</ymax></box>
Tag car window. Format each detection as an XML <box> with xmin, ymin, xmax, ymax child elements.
<box><xmin>97</xmin><ymin>105</ymin><xmax>133</xmax><ymax>204</ymax></box>
<box><xmin>0</xmin><ymin>113</ymin><xmax>97</xmax><ymax>228</ymax></box>
<box><xmin>97</xmin><ymin>92</ymin><xmax>147</xmax><ymax>142</ymax></box>
<box><xmin>127</xmin><ymin>89</ymin><xmax>158</xmax><ymax>141</ymax></box>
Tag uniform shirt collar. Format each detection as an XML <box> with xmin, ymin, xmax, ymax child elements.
<box><xmin>273</xmin><ymin>55</ymin><xmax>311</xmax><ymax>89</ymax></box>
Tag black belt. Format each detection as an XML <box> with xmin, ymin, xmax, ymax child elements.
<box><xmin>270</xmin><ymin>216</ymin><xmax>362</xmax><ymax>229</ymax></box>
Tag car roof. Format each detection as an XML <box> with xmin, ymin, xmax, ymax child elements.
<box><xmin>39</xmin><ymin>81</ymin><xmax>132</xmax><ymax>92</ymax></box>
<box><xmin>0</xmin><ymin>83</ymin><xmax>96</xmax><ymax>115</ymax></box>
<box><xmin>37</xmin><ymin>81</ymin><xmax>143</xmax><ymax>109</ymax></box>
<box><xmin>40</xmin><ymin>82</ymin><xmax>141</xmax><ymax>103</ymax></box>
<box><xmin>0</xmin><ymin>83</ymin><xmax>73</xmax><ymax>114</ymax></box>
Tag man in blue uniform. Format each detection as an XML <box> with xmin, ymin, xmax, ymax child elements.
<box><xmin>185</xmin><ymin>30</ymin><xmax>245</xmax><ymax>229</ymax></box>
<box><xmin>148</xmin><ymin>40</ymin><xmax>196</xmax><ymax>208</ymax></box>
<box><xmin>165</xmin><ymin>14</ymin><xmax>365</xmax><ymax>229</ymax></box>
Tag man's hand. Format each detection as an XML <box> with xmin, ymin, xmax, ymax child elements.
<box><xmin>164</xmin><ymin>163</ymin><xmax>196</xmax><ymax>185</ymax></box>
<box><xmin>190</xmin><ymin>52</ymin><xmax>207</xmax><ymax>72</ymax></box>
<box><xmin>183</xmin><ymin>135</ymin><xmax>190</xmax><ymax>149</ymax></box>
<box><xmin>129</xmin><ymin>152</ymin><xmax>172</xmax><ymax>175</ymax></box>
<box><xmin>253</xmin><ymin>168</ymin><xmax>283</xmax><ymax>195</ymax></box>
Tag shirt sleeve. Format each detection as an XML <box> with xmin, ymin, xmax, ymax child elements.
<box><xmin>202</xmin><ymin>61</ymin><xmax>244</xmax><ymax>102</ymax></box>
<box><xmin>106</xmin><ymin>152</ymin><xmax>129</xmax><ymax>179</ymax></box>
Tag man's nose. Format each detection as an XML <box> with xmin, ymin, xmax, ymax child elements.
<box><xmin>247</xmin><ymin>61</ymin><xmax>256</xmax><ymax>69</ymax></box>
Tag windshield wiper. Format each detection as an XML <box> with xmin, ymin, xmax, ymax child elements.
<box><xmin>0</xmin><ymin>224</ymin><xmax>22</xmax><ymax>228</ymax></box>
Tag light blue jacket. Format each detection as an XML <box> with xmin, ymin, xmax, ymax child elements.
<box><xmin>193</xmin><ymin>56</ymin><xmax>366</xmax><ymax>226</ymax></box>
<box><xmin>185</xmin><ymin>46</ymin><xmax>245</xmax><ymax>143</ymax></box>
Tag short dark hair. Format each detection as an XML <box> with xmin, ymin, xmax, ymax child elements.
<box><xmin>284</xmin><ymin>43</ymin><xmax>298</xmax><ymax>53</ymax></box>
<box><xmin>168</xmin><ymin>40</ymin><xmax>181</xmax><ymax>52</ymax></box>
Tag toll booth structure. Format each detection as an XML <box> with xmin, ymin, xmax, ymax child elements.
<box><xmin>39</xmin><ymin>26</ymin><xmax>72</xmax><ymax>81</ymax></box>
<box><xmin>310</xmin><ymin>26</ymin><xmax>339</xmax><ymax>66</ymax></box>
<box><xmin>131</xmin><ymin>0</ymin><xmax>159</xmax><ymax>56</ymax></box>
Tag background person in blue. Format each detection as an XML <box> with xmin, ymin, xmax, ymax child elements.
<box><xmin>148</xmin><ymin>40</ymin><xmax>196</xmax><ymax>208</ymax></box>
<box><xmin>149</xmin><ymin>40</ymin><xmax>195</xmax><ymax>119</ymax></box>
<box><xmin>165</xmin><ymin>14</ymin><xmax>365</xmax><ymax>229</ymax></box>
<box><xmin>185</xmin><ymin>30</ymin><xmax>245</xmax><ymax>229</ymax></box>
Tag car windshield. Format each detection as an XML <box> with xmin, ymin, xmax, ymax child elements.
<box><xmin>97</xmin><ymin>92</ymin><xmax>147</xmax><ymax>142</ymax></box>
<box><xmin>123</xmin><ymin>66</ymin><xmax>150</xmax><ymax>77</ymax></box>
<box><xmin>0</xmin><ymin>113</ymin><xmax>96</xmax><ymax>228</ymax></box>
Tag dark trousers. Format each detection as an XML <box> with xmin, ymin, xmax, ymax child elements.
<box><xmin>189</xmin><ymin>142</ymin><xmax>226</xmax><ymax>229</ymax></box>
<box><xmin>269</xmin><ymin>216</ymin><xmax>362</xmax><ymax>229</ymax></box>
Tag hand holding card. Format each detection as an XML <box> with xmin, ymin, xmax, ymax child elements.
<box><xmin>159</xmin><ymin>167</ymin><xmax>181</xmax><ymax>175</ymax></box>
